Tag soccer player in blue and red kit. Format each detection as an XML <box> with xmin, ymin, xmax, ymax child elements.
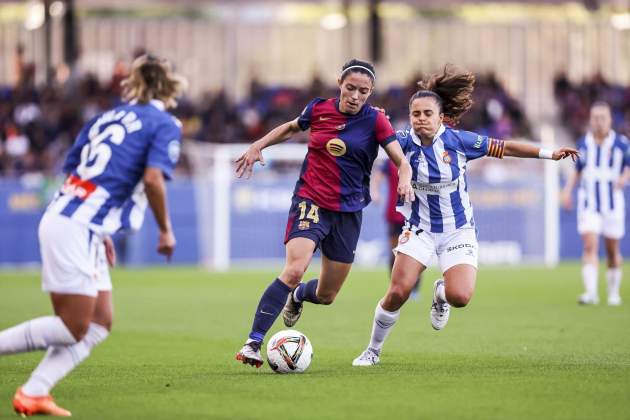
<box><xmin>352</xmin><ymin>66</ymin><xmax>579</xmax><ymax>366</ymax></box>
<box><xmin>0</xmin><ymin>55</ymin><xmax>186</xmax><ymax>415</ymax></box>
<box><xmin>235</xmin><ymin>59</ymin><xmax>414</xmax><ymax>368</ymax></box>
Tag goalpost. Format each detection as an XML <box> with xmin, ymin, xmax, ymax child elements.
<box><xmin>186</xmin><ymin>135</ymin><xmax>560</xmax><ymax>271</ymax></box>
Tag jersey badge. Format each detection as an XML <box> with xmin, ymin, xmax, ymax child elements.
<box><xmin>168</xmin><ymin>140</ymin><xmax>181</xmax><ymax>164</ymax></box>
<box><xmin>326</xmin><ymin>138</ymin><xmax>347</xmax><ymax>157</ymax></box>
<box><xmin>442</xmin><ymin>151</ymin><xmax>452</xmax><ymax>164</ymax></box>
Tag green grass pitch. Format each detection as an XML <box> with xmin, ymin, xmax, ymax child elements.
<box><xmin>1</xmin><ymin>263</ymin><xmax>629</xmax><ymax>420</ymax></box>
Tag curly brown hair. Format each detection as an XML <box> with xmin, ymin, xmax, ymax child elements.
<box><xmin>121</xmin><ymin>54</ymin><xmax>187</xmax><ymax>109</ymax></box>
<box><xmin>410</xmin><ymin>64</ymin><xmax>475</xmax><ymax>125</ymax></box>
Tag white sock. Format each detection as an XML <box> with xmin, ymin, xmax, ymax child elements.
<box><xmin>367</xmin><ymin>302</ymin><xmax>400</xmax><ymax>354</ymax></box>
<box><xmin>436</xmin><ymin>280</ymin><xmax>446</xmax><ymax>303</ymax></box>
<box><xmin>606</xmin><ymin>268</ymin><xmax>622</xmax><ymax>298</ymax></box>
<box><xmin>22</xmin><ymin>323</ymin><xmax>109</xmax><ymax>397</ymax></box>
<box><xmin>292</xmin><ymin>284</ymin><xmax>302</xmax><ymax>303</ymax></box>
<box><xmin>0</xmin><ymin>316</ymin><xmax>76</xmax><ymax>355</ymax></box>
<box><xmin>582</xmin><ymin>264</ymin><xmax>598</xmax><ymax>298</ymax></box>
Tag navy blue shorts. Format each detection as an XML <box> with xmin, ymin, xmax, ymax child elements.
<box><xmin>284</xmin><ymin>196</ymin><xmax>362</xmax><ymax>264</ymax></box>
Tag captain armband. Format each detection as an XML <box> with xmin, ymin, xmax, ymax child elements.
<box><xmin>487</xmin><ymin>138</ymin><xmax>505</xmax><ymax>159</ymax></box>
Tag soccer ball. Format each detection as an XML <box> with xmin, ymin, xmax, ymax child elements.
<box><xmin>266</xmin><ymin>330</ymin><xmax>313</xmax><ymax>374</ymax></box>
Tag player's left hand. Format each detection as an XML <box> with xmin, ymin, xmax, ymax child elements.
<box><xmin>552</xmin><ymin>147</ymin><xmax>579</xmax><ymax>161</ymax></box>
<box><xmin>103</xmin><ymin>236</ymin><xmax>116</xmax><ymax>268</ymax></box>
<box><xmin>397</xmin><ymin>180</ymin><xmax>415</xmax><ymax>204</ymax></box>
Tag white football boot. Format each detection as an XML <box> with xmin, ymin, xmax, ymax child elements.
<box><xmin>235</xmin><ymin>341</ymin><xmax>263</xmax><ymax>368</ymax></box>
<box><xmin>577</xmin><ymin>293</ymin><xmax>599</xmax><ymax>305</ymax></box>
<box><xmin>352</xmin><ymin>348</ymin><xmax>380</xmax><ymax>366</ymax></box>
<box><xmin>282</xmin><ymin>290</ymin><xmax>303</xmax><ymax>327</ymax></box>
<box><xmin>430</xmin><ymin>279</ymin><xmax>450</xmax><ymax>330</ymax></box>
<box><xmin>607</xmin><ymin>295</ymin><xmax>622</xmax><ymax>306</ymax></box>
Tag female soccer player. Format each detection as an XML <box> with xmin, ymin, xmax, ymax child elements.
<box><xmin>235</xmin><ymin>59</ymin><xmax>414</xmax><ymax>368</ymax></box>
<box><xmin>0</xmin><ymin>54</ymin><xmax>186</xmax><ymax>416</ymax></box>
<box><xmin>352</xmin><ymin>66</ymin><xmax>579</xmax><ymax>366</ymax></box>
<box><xmin>561</xmin><ymin>101</ymin><xmax>630</xmax><ymax>306</ymax></box>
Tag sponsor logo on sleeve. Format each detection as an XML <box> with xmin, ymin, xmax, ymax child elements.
<box><xmin>168</xmin><ymin>140</ymin><xmax>181</xmax><ymax>164</ymax></box>
<box><xmin>473</xmin><ymin>136</ymin><xmax>483</xmax><ymax>149</ymax></box>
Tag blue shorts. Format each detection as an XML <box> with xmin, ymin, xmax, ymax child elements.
<box><xmin>284</xmin><ymin>196</ymin><xmax>362</xmax><ymax>264</ymax></box>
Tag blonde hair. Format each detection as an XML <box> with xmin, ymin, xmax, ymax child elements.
<box><xmin>121</xmin><ymin>54</ymin><xmax>188</xmax><ymax>109</ymax></box>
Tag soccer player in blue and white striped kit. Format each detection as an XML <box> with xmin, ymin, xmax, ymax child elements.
<box><xmin>353</xmin><ymin>66</ymin><xmax>578</xmax><ymax>366</ymax></box>
<box><xmin>0</xmin><ymin>55</ymin><xmax>186</xmax><ymax>416</ymax></box>
<box><xmin>561</xmin><ymin>101</ymin><xmax>630</xmax><ymax>306</ymax></box>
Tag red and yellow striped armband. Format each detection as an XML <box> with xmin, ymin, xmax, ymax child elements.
<box><xmin>487</xmin><ymin>138</ymin><xmax>505</xmax><ymax>159</ymax></box>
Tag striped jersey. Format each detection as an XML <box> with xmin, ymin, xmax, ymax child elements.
<box><xmin>46</xmin><ymin>100</ymin><xmax>181</xmax><ymax>235</ymax></box>
<box><xmin>575</xmin><ymin>130</ymin><xmax>630</xmax><ymax>216</ymax></box>
<box><xmin>396</xmin><ymin>125</ymin><xmax>492</xmax><ymax>233</ymax></box>
<box><xmin>294</xmin><ymin>97</ymin><xmax>396</xmax><ymax>212</ymax></box>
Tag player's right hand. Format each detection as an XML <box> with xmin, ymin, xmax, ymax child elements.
<box><xmin>560</xmin><ymin>190</ymin><xmax>572</xmax><ymax>210</ymax></box>
<box><xmin>235</xmin><ymin>144</ymin><xmax>265</xmax><ymax>179</ymax></box>
<box><xmin>157</xmin><ymin>230</ymin><xmax>176</xmax><ymax>261</ymax></box>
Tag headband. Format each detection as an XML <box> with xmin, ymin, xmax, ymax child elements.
<box><xmin>340</xmin><ymin>65</ymin><xmax>376</xmax><ymax>81</ymax></box>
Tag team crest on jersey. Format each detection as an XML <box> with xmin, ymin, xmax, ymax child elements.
<box><xmin>399</xmin><ymin>230</ymin><xmax>411</xmax><ymax>244</ymax></box>
<box><xmin>168</xmin><ymin>140</ymin><xmax>181</xmax><ymax>164</ymax></box>
<box><xmin>442</xmin><ymin>151</ymin><xmax>451</xmax><ymax>164</ymax></box>
<box><xmin>298</xmin><ymin>220</ymin><xmax>310</xmax><ymax>230</ymax></box>
<box><xmin>326</xmin><ymin>138</ymin><xmax>347</xmax><ymax>157</ymax></box>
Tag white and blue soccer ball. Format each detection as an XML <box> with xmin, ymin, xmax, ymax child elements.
<box><xmin>266</xmin><ymin>330</ymin><xmax>313</xmax><ymax>374</ymax></box>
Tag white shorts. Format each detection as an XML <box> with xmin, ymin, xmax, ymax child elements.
<box><xmin>577</xmin><ymin>211</ymin><xmax>625</xmax><ymax>240</ymax></box>
<box><xmin>394</xmin><ymin>227</ymin><xmax>478</xmax><ymax>273</ymax></box>
<box><xmin>39</xmin><ymin>212</ymin><xmax>112</xmax><ymax>297</ymax></box>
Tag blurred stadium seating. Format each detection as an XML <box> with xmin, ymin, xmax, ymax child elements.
<box><xmin>0</xmin><ymin>0</ymin><xmax>629</xmax><ymax>267</ymax></box>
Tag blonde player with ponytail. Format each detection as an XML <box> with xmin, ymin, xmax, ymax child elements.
<box><xmin>0</xmin><ymin>54</ymin><xmax>186</xmax><ymax>416</ymax></box>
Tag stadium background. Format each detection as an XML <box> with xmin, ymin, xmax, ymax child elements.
<box><xmin>1</xmin><ymin>2</ymin><xmax>629</xmax><ymax>420</ymax></box>
<box><xmin>0</xmin><ymin>0</ymin><xmax>629</xmax><ymax>267</ymax></box>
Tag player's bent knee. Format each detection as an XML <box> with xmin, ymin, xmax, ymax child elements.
<box><xmin>448</xmin><ymin>291</ymin><xmax>472</xmax><ymax>307</ymax></box>
<box><xmin>280</xmin><ymin>266</ymin><xmax>306</xmax><ymax>287</ymax></box>
<box><xmin>64</xmin><ymin>320</ymin><xmax>91</xmax><ymax>342</ymax></box>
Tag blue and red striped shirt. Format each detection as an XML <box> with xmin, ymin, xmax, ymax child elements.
<box><xmin>294</xmin><ymin>97</ymin><xmax>396</xmax><ymax>212</ymax></box>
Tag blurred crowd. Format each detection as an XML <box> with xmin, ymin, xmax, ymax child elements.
<box><xmin>0</xmin><ymin>53</ymin><xmax>531</xmax><ymax>178</ymax></box>
<box><xmin>554</xmin><ymin>72</ymin><xmax>630</xmax><ymax>140</ymax></box>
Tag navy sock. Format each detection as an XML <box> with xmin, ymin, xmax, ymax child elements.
<box><xmin>249</xmin><ymin>279</ymin><xmax>291</xmax><ymax>343</ymax></box>
<box><xmin>295</xmin><ymin>279</ymin><xmax>321</xmax><ymax>304</ymax></box>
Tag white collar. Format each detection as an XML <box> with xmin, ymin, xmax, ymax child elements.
<box><xmin>128</xmin><ymin>99</ymin><xmax>166</xmax><ymax>111</ymax></box>
<box><xmin>149</xmin><ymin>99</ymin><xmax>166</xmax><ymax>111</ymax></box>
<box><xmin>410</xmin><ymin>124</ymin><xmax>446</xmax><ymax>147</ymax></box>
<box><xmin>586</xmin><ymin>129</ymin><xmax>615</xmax><ymax>147</ymax></box>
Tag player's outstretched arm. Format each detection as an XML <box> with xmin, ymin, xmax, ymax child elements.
<box><xmin>503</xmin><ymin>141</ymin><xmax>579</xmax><ymax>161</ymax></box>
<box><xmin>144</xmin><ymin>167</ymin><xmax>175</xmax><ymax>260</ymax></box>
<box><xmin>235</xmin><ymin>118</ymin><xmax>302</xmax><ymax>179</ymax></box>
<box><xmin>383</xmin><ymin>141</ymin><xmax>414</xmax><ymax>204</ymax></box>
